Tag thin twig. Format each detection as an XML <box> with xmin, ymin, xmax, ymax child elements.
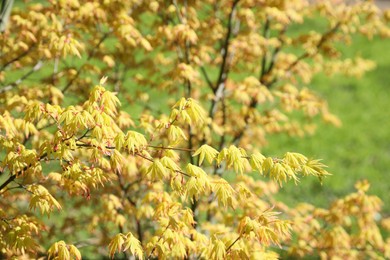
<box><xmin>200</xmin><ymin>66</ymin><xmax>214</xmax><ymax>90</ymax></box>
<box><xmin>226</xmin><ymin>235</ymin><xmax>241</xmax><ymax>253</ymax></box>
<box><xmin>259</xmin><ymin>18</ymin><xmax>270</xmax><ymax>81</ymax></box>
<box><xmin>76</xmin><ymin>129</ymin><xmax>91</xmax><ymax>141</ymax></box>
<box><xmin>0</xmin><ymin>152</ymin><xmax>47</xmax><ymax>193</ymax></box>
<box><xmin>233</xmin><ymin>22</ymin><xmax>341</xmax><ymax>144</ymax></box>
<box><xmin>0</xmin><ymin>44</ymin><xmax>36</xmax><ymax>72</ymax></box>
<box><xmin>62</xmin><ymin>31</ymin><xmax>111</xmax><ymax>94</ymax></box>
<box><xmin>136</xmin><ymin>153</ymin><xmax>191</xmax><ymax>177</ymax></box>
<box><xmin>262</xmin><ymin>27</ymin><xmax>287</xmax><ymax>83</ymax></box>
<box><xmin>0</xmin><ymin>60</ymin><xmax>43</xmax><ymax>94</ymax></box>
<box><xmin>208</xmin><ymin>0</ymin><xmax>240</xmax><ymax>118</ymax></box>
<box><xmin>148</xmin><ymin>145</ymin><xmax>194</xmax><ymax>152</ymax></box>
<box><xmin>147</xmin><ymin>224</ymin><xmax>170</xmax><ymax>259</ymax></box>
<box><xmin>286</xmin><ymin>22</ymin><xmax>341</xmax><ymax>72</ymax></box>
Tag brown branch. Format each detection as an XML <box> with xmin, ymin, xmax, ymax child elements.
<box><xmin>232</xmin><ymin>23</ymin><xmax>341</xmax><ymax>145</ymax></box>
<box><xmin>263</xmin><ymin>26</ymin><xmax>287</xmax><ymax>83</ymax></box>
<box><xmin>147</xmin><ymin>224</ymin><xmax>170</xmax><ymax>259</ymax></box>
<box><xmin>286</xmin><ymin>22</ymin><xmax>341</xmax><ymax>73</ymax></box>
<box><xmin>52</xmin><ymin>56</ymin><xmax>60</xmax><ymax>85</ymax></box>
<box><xmin>226</xmin><ymin>235</ymin><xmax>242</xmax><ymax>253</ymax></box>
<box><xmin>0</xmin><ymin>44</ymin><xmax>36</xmax><ymax>72</ymax></box>
<box><xmin>61</xmin><ymin>31</ymin><xmax>111</xmax><ymax>94</ymax></box>
<box><xmin>171</xmin><ymin>0</ymin><xmax>195</xmax><ymax>167</ymax></box>
<box><xmin>0</xmin><ymin>60</ymin><xmax>43</xmax><ymax>94</ymax></box>
<box><xmin>75</xmin><ymin>142</ymin><xmax>115</xmax><ymax>150</ymax></box>
<box><xmin>208</xmin><ymin>0</ymin><xmax>240</xmax><ymax>118</ymax></box>
<box><xmin>76</xmin><ymin>129</ymin><xmax>91</xmax><ymax>141</ymax></box>
<box><xmin>148</xmin><ymin>145</ymin><xmax>194</xmax><ymax>152</ymax></box>
<box><xmin>259</xmin><ymin>18</ymin><xmax>270</xmax><ymax>81</ymax></box>
<box><xmin>117</xmin><ymin>172</ymin><xmax>144</xmax><ymax>244</ymax></box>
<box><xmin>200</xmin><ymin>66</ymin><xmax>214</xmax><ymax>90</ymax></box>
<box><xmin>75</xmin><ymin>142</ymin><xmax>192</xmax><ymax>177</ymax></box>
<box><xmin>0</xmin><ymin>152</ymin><xmax>47</xmax><ymax>193</ymax></box>
<box><xmin>136</xmin><ymin>153</ymin><xmax>191</xmax><ymax>178</ymax></box>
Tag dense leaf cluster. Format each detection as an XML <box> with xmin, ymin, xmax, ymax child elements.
<box><xmin>1</xmin><ymin>0</ymin><xmax>390</xmax><ymax>259</ymax></box>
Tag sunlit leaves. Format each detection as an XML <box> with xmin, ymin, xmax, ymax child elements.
<box><xmin>213</xmin><ymin>179</ymin><xmax>236</xmax><ymax>208</ymax></box>
<box><xmin>3</xmin><ymin>147</ymin><xmax>37</xmax><ymax>174</ymax></box>
<box><xmin>171</xmin><ymin>98</ymin><xmax>207</xmax><ymax>125</ymax></box>
<box><xmin>147</xmin><ymin>159</ymin><xmax>168</xmax><ymax>180</ymax></box>
<box><xmin>167</xmin><ymin>125</ymin><xmax>187</xmax><ymax>144</ymax></box>
<box><xmin>48</xmin><ymin>241</ymin><xmax>81</xmax><ymax>260</ymax></box>
<box><xmin>1</xmin><ymin>0</ymin><xmax>389</xmax><ymax>259</ymax></box>
<box><xmin>301</xmin><ymin>159</ymin><xmax>330</xmax><ymax>183</ymax></box>
<box><xmin>123</xmin><ymin>131</ymin><xmax>147</xmax><ymax>154</ymax></box>
<box><xmin>0</xmin><ymin>214</ymin><xmax>41</xmax><ymax>254</ymax></box>
<box><xmin>284</xmin><ymin>152</ymin><xmax>307</xmax><ymax>168</ymax></box>
<box><xmin>123</xmin><ymin>233</ymin><xmax>143</xmax><ymax>260</ymax></box>
<box><xmin>108</xmin><ymin>232</ymin><xmax>143</xmax><ymax>259</ymax></box>
<box><xmin>185</xmin><ymin>164</ymin><xmax>212</xmax><ymax>201</ymax></box>
<box><xmin>238</xmin><ymin>213</ymin><xmax>291</xmax><ymax>247</ymax></box>
<box><xmin>208</xmin><ymin>236</ymin><xmax>226</xmax><ymax>260</ymax></box>
<box><xmin>217</xmin><ymin>146</ymin><xmax>248</xmax><ymax>175</ymax></box>
<box><xmin>249</xmin><ymin>152</ymin><xmax>329</xmax><ymax>185</ymax></box>
<box><xmin>160</xmin><ymin>156</ymin><xmax>181</xmax><ymax>172</ymax></box>
<box><xmin>49</xmin><ymin>33</ymin><xmax>83</xmax><ymax>58</ymax></box>
<box><xmin>28</xmin><ymin>185</ymin><xmax>62</xmax><ymax>215</ymax></box>
<box><xmin>108</xmin><ymin>234</ymin><xmax>124</xmax><ymax>259</ymax></box>
<box><xmin>192</xmin><ymin>144</ymin><xmax>219</xmax><ymax>165</ymax></box>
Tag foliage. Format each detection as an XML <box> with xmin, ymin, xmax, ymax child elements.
<box><xmin>0</xmin><ymin>0</ymin><xmax>390</xmax><ymax>259</ymax></box>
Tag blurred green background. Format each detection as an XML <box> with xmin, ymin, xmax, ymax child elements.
<box><xmin>265</xmin><ymin>31</ymin><xmax>390</xmax><ymax>213</ymax></box>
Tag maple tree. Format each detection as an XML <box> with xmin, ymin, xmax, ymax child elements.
<box><xmin>1</xmin><ymin>0</ymin><xmax>390</xmax><ymax>259</ymax></box>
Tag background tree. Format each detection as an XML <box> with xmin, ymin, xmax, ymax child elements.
<box><xmin>0</xmin><ymin>0</ymin><xmax>389</xmax><ymax>259</ymax></box>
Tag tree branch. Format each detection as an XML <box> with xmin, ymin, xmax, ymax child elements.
<box><xmin>232</xmin><ymin>22</ymin><xmax>341</xmax><ymax>145</ymax></box>
<box><xmin>136</xmin><ymin>153</ymin><xmax>191</xmax><ymax>177</ymax></box>
<box><xmin>0</xmin><ymin>60</ymin><xmax>43</xmax><ymax>94</ymax></box>
<box><xmin>208</xmin><ymin>0</ymin><xmax>240</xmax><ymax>118</ymax></box>
<box><xmin>147</xmin><ymin>224</ymin><xmax>170</xmax><ymax>259</ymax></box>
<box><xmin>0</xmin><ymin>152</ymin><xmax>47</xmax><ymax>193</ymax></box>
<box><xmin>226</xmin><ymin>235</ymin><xmax>241</xmax><ymax>253</ymax></box>
<box><xmin>263</xmin><ymin>26</ymin><xmax>287</xmax><ymax>83</ymax></box>
<box><xmin>61</xmin><ymin>31</ymin><xmax>111</xmax><ymax>94</ymax></box>
<box><xmin>0</xmin><ymin>44</ymin><xmax>35</xmax><ymax>72</ymax></box>
<box><xmin>200</xmin><ymin>66</ymin><xmax>214</xmax><ymax>90</ymax></box>
<box><xmin>259</xmin><ymin>18</ymin><xmax>270</xmax><ymax>81</ymax></box>
<box><xmin>148</xmin><ymin>145</ymin><xmax>194</xmax><ymax>152</ymax></box>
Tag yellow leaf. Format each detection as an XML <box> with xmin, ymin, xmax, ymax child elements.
<box><xmin>192</xmin><ymin>144</ymin><xmax>219</xmax><ymax>165</ymax></box>
<box><xmin>108</xmin><ymin>234</ymin><xmax>125</xmax><ymax>259</ymax></box>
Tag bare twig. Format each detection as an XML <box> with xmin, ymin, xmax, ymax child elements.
<box><xmin>0</xmin><ymin>152</ymin><xmax>47</xmax><ymax>193</ymax></box>
<box><xmin>286</xmin><ymin>22</ymin><xmax>341</xmax><ymax>72</ymax></box>
<box><xmin>226</xmin><ymin>235</ymin><xmax>241</xmax><ymax>253</ymax></box>
<box><xmin>200</xmin><ymin>66</ymin><xmax>214</xmax><ymax>90</ymax></box>
<box><xmin>62</xmin><ymin>31</ymin><xmax>111</xmax><ymax>94</ymax></box>
<box><xmin>208</xmin><ymin>0</ymin><xmax>240</xmax><ymax>118</ymax></box>
<box><xmin>233</xmin><ymin>22</ymin><xmax>341</xmax><ymax>144</ymax></box>
<box><xmin>263</xmin><ymin>26</ymin><xmax>287</xmax><ymax>81</ymax></box>
<box><xmin>136</xmin><ymin>153</ymin><xmax>191</xmax><ymax>177</ymax></box>
<box><xmin>259</xmin><ymin>18</ymin><xmax>270</xmax><ymax>81</ymax></box>
<box><xmin>0</xmin><ymin>44</ymin><xmax>35</xmax><ymax>71</ymax></box>
<box><xmin>0</xmin><ymin>60</ymin><xmax>43</xmax><ymax>94</ymax></box>
<box><xmin>148</xmin><ymin>145</ymin><xmax>194</xmax><ymax>152</ymax></box>
<box><xmin>147</xmin><ymin>224</ymin><xmax>170</xmax><ymax>259</ymax></box>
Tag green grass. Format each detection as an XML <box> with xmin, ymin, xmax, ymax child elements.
<box><xmin>264</xmin><ymin>33</ymin><xmax>390</xmax><ymax>213</ymax></box>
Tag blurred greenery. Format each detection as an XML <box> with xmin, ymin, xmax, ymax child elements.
<box><xmin>264</xmin><ymin>30</ymin><xmax>390</xmax><ymax>213</ymax></box>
